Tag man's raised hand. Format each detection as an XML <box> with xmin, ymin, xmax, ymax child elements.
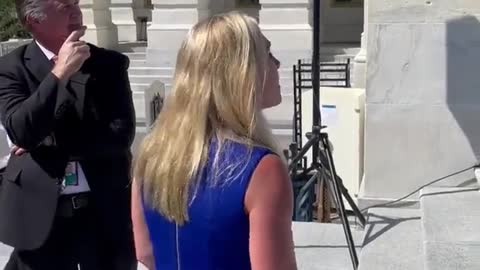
<box><xmin>52</xmin><ymin>26</ymin><xmax>91</xmax><ymax>82</ymax></box>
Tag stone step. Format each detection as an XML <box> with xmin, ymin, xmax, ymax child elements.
<box><xmin>132</xmin><ymin>126</ymin><xmax>293</xmax><ymax>156</ymax></box>
<box><xmin>279</xmin><ymin>67</ymin><xmax>294</xmax><ymax>78</ymax></box>
<box><xmin>124</xmin><ymin>52</ymin><xmax>147</xmax><ymax>61</ymax></box>
<box><xmin>126</xmin><ymin>70</ymin><xmax>295</xmax><ymax>92</ymax></box>
<box><xmin>132</xmin><ymin>90</ymin><xmax>147</xmax><ymax>121</ymax></box>
<box><xmin>263</xmin><ymin>94</ymin><xmax>294</xmax><ymax>128</ymax></box>
<box><xmin>420</xmin><ymin>187</ymin><xmax>480</xmax><ymax>270</ymax></box>
<box><xmin>319</xmin><ymin>43</ymin><xmax>360</xmax><ymax>56</ymax></box>
<box><xmin>319</xmin><ymin>54</ymin><xmax>356</xmax><ymax>63</ymax></box>
<box><xmin>130</xmin><ymin>81</ymin><xmax>172</xmax><ymax>92</ymax></box>
<box><xmin>130</xmin><ymin>80</ymin><xmax>292</xmax><ymax>97</ymax></box>
<box><xmin>127</xmin><ymin>60</ymin><xmax>351</xmax><ymax>81</ymax></box>
<box><xmin>272</xmin><ymin>128</ymin><xmax>293</xmax><ymax>151</ymax></box>
<box><xmin>129</xmin><ymin>74</ymin><xmax>172</xmax><ymax>85</ymax></box>
<box><xmin>132</xmin><ymin>90</ymin><xmax>294</xmax><ymax>131</ymax></box>
<box><xmin>358</xmin><ymin>208</ymin><xmax>423</xmax><ymax>270</ymax></box>
<box><xmin>131</xmin><ymin>89</ymin><xmax>295</xmax><ymax>152</ymax></box>
<box><xmin>280</xmin><ymin>77</ymin><xmax>294</xmax><ymax>90</ymax></box>
<box><xmin>277</xmin><ymin>56</ymin><xmax>353</xmax><ymax>78</ymax></box>
<box><xmin>128</xmin><ymin>67</ymin><xmax>174</xmax><ymax>76</ymax></box>
<box><xmin>115</xmin><ymin>41</ymin><xmax>147</xmax><ymax>53</ymax></box>
<box><xmin>293</xmin><ymin>222</ymin><xmax>363</xmax><ymax>270</ymax></box>
<box><xmin>129</xmin><ymin>59</ymin><xmax>148</xmax><ymax>67</ymax></box>
<box><xmin>130</xmin><ymin>83</ymin><xmax>150</xmax><ymax>92</ymax></box>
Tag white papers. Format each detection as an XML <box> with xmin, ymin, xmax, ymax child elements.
<box><xmin>321</xmin><ymin>104</ymin><xmax>338</xmax><ymax>127</ymax></box>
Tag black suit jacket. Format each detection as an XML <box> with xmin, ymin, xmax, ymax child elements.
<box><xmin>0</xmin><ymin>42</ymin><xmax>136</xmax><ymax>250</ymax></box>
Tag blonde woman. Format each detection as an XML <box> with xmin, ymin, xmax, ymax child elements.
<box><xmin>131</xmin><ymin>12</ymin><xmax>297</xmax><ymax>270</ymax></box>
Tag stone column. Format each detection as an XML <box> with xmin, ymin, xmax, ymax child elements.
<box><xmin>198</xmin><ymin>0</ymin><xmax>229</xmax><ymax>19</ymax></box>
<box><xmin>146</xmin><ymin>0</ymin><xmax>201</xmax><ymax>67</ymax></box>
<box><xmin>133</xmin><ymin>0</ymin><xmax>152</xmax><ymax>42</ymax></box>
<box><xmin>235</xmin><ymin>0</ymin><xmax>260</xmax><ymax>20</ymax></box>
<box><xmin>361</xmin><ymin>0</ymin><xmax>480</xmax><ymax>204</ymax></box>
<box><xmin>352</xmin><ymin>0</ymin><xmax>367</xmax><ymax>88</ymax></box>
<box><xmin>319</xmin><ymin>0</ymin><xmax>328</xmax><ymax>44</ymax></box>
<box><xmin>81</xmin><ymin>0</ymin><xmax>118</xmax><ymax>49</ymax></box>
<box><xmin>110</xmin><ymin>0</ymin><xmax>137</xmax><ymax>42</ymax></box>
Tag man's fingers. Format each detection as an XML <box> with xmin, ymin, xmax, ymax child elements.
<box><xmin>65</xmin><ymin>27</ymin><xmax>86</xmax><ymax>42</ymax></box>
<box><xmin>65</xmin><ymin>30</ymin><xmax>82</xmax><ymax>43</ymax></box>
<box><xmin>82</xmin><ymin>50</ymin><xmax>91</xmax><ymax>60</ymax></box>
<box><xmin>71</xmin><ymin>41</ymin><xmax>87</xmax><ymax>47</ymax></box>
<box><xmin>77</xmin><ymin>47</ymin><xmax>91</xmax><ymax>60</ymax></box>
<box><xmin>82</xmin><ymin>53</ymin><xmax>91</xmax><ymax>62</ymax></box>
<box><xmin>11</xmin><ymin>145</ymin><xmax>26</xmax><ymax>156</ymax></box>
<box><xmin>76</xmin><ymin>45</ymin><xmax>90</xmax><ymax>53</ymax></box>
<box><xmin>15</xmin><ymin>148</ymin><xmax>26</xmax><ymax>156</ymax></box>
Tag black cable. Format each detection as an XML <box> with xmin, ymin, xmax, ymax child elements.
<box><xmin>325</xmin><ymin>164</ymin><xmax>478</xmax><ymax>221</ymax></box>
<box><xmin>359</xmin><ymin>164</ymin><xmax>478</xmax><ymax>213</ymax></box>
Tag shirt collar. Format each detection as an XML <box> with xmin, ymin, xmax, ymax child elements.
<box><xmin>35</xmin><ymin>40</ymin><xmax>56</xmax><ymax>61</ymax></box>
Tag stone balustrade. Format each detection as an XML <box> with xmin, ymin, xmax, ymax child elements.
<box><xmin>0</xmin><ymin>39</ymin><xmax>32</xmax><ymax>57</ymax></box>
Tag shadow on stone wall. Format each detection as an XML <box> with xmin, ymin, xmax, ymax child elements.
<box><xmin>446</xmin><ymin>15</ymin><xmax>480</xmax><ymax>187</ymax></box>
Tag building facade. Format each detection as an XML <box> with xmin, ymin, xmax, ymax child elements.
<box><xmin>82</xmin><ymin>0</ymin><xmax>364</xmax><ymax>49</ymax></box>
<box><xmin>81</xmin><ymin>0</ymin><xmax>367</xmax><ymax>144</ymax></box>
<box><xmin>81</xmin><ymin>0</ymin><xmax>365</xmax><ymax>85</ymax></box>
<box><xmin>84</xmin><ymin>0</ymin><xmax>480</xmax><ymax>205</ymax></box>
<box><xmin>81</xmin><ymin>0</ymin><xmax>372</xmax><ymax>201</ymax></box>
<box><xmin>4</xmin><ymin>0</ymin><xmax>479</xmax><ymax>205</ymax></box>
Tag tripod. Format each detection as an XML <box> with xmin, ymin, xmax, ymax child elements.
<box><xmin>285</xmin><ymin>0</ymin><xmax>366</xmax><ymax>269</ymax></box>
<box><xmin>288</xmin><ymin>127</ymin><xmax>366</xmax><ymax>269</ymax></box>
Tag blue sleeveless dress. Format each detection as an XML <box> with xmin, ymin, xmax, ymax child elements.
<box><xmin>142</xmin><ymin>140</ymin><xmax>272</xmax><ymax>270</ymax></box>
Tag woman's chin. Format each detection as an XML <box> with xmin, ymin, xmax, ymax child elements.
<box><xmin>261</xmin><ymin>96</ymin><xmax>282</xmax><ymax>110</ymax></box>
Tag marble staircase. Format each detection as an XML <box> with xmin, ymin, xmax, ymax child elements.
<box><xmin>358</xmin><ymin>208</ymin><xmax>424</xmax><ymax>270</ymax></box>
<box><xmin>420</xmin><ymin>187</ymin><xmax>480</xmax><ymax>270</ymax></box>
<box><xmin>357</xmin><ymin>186</ymin><xmax>480</xmax><ymax>270</ymax></box>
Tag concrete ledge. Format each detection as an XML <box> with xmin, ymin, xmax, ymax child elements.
<box><xmin>424</xmin><ymin>242</ymin><xmax>480</xmax><ymax>270</ymax></box>
<box><xmin>420</xmin><ymin>187</ymin><xmax>480</xmax><ymax>243</ymax></box>
<box><xmin>420</xmin><ymin>187</ymin><xmax>480</xmax><ymax>270</ymax></box>
<box><xmin>357</xmin><ymin>196</ymin><xmax>420</xmax><ymax>211</ymax></box>
<box><xmin>293</xmin><ymin>222</ymin><xmax>363</xmax><ymax>270</ymax></box>
<box><xmin>1</xmin><ymin>223</ymin><xmax>363</xmax><ymax>270</ymax></box>
<box><xmin>359</xmin><ymin>208</ymin><xmax>423</xmax><ymax>270</ymax></box>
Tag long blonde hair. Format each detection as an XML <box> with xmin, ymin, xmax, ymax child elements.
<box><xmin>134</xmin><ymin>12</ymin><xmax>279</xmax><ymax>225</ymax></box>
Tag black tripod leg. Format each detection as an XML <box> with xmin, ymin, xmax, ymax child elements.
<box><xmin>322</xmin><ymin>138</ymin><xmax>359</xmax><ymax>270</ymax></box>
<box><xmin>317</xmin><ymin>142</ymin><xmax>366</xmax><ymax>227</ymax></box>
<box><xmin>336</xmin><ymin>175</ymin><xmax>366</xmax><ymax>227</ymax></box>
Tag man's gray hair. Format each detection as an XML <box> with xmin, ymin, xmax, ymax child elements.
<box><xmin>15</xmin><ymin>0</ymin><xmax>47</xmax><ymax>27</ymax></box>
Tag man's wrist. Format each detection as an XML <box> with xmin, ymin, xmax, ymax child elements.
<box><xmin>51</xmin><ymin>67</ymin><xmax>70</xmax><ymax>84</ymax></box>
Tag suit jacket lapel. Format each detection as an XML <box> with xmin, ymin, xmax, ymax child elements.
<box><xmin>69</xmin><ymin>72</ymin><xmax>89</xmax><ymax>119</ymax></box>
<box><xmin>23</xmin><ymin>42</ymin><xmax>54</xmax><ymax>86</ymax></box>
<box><xmin>23</xmin><ymin>41</ymin><xmax>90</xmax><ymax>120</ymax></box>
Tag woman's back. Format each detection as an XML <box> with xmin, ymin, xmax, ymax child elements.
<box><xmin>132</xmin><ymin>12</ymin><xmax>296</xmax><ymax>270</ymax></box>
<box><xmin>143</xmin><ymin>140</ymin><xmax>271</xmax><ymax>270</ymax></box>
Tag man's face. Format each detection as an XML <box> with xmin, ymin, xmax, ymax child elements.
<box><xmin>29</xmin><ymin>0</ymin><xmax>83</xmax><ymax>52</ymax></box>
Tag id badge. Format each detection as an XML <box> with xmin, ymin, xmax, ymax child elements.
<box><xmin>64</xmin><ymin>162</ymin><xmax>78</xmax><ymax>186</ymax></box>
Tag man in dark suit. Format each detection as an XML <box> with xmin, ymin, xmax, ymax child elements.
<box><xmin>0</xmin><ymin>0</ymin><xmax>137</xmax><ymax>268</ymax></box>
